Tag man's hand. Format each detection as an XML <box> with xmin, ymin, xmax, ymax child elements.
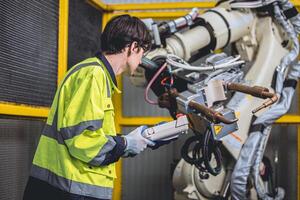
<box><xmin>123</xmin><ymin>126</ymin><xmax>155</xmax><ymax>155</ymax></box>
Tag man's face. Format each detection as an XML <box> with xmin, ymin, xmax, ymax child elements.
<box><xmin>127</xmin><ymin>43</ymin><xmax>145</xmax><ymax>75</ymax></box>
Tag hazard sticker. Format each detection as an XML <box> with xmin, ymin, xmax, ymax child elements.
<box><xmin>213</xmin><ymin>125</ymin><xmax>223</xmax><ymax>135</ymax></box>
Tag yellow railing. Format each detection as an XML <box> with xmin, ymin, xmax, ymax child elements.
<box><xmin>0</xmin><ymin>101</ymin><xmax>49</xmax><ymax>118</ymax></box>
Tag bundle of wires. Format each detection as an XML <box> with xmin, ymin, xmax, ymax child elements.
<box><xmin>166</xmin><ymin>54</ymin><xmax>244</xmax><ymax>72</ymax></box>
<box><xmin>181</xmin><ymin>128</ymin><xmax>222</xmax><ymax>178</ymax></box>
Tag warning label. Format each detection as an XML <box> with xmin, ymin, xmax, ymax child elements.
<box><xmin>213</xmin><ymin>125</ymin><xmax>223</xmax><ymax>135</ymax></box>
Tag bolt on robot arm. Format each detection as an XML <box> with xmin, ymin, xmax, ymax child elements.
<box><xmin>133</xmin><ymin>0</ymin><xmax>300</xmax><ymax>199</ymax></box>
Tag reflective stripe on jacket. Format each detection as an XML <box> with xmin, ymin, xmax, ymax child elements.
<box><xmin>30</xmin><ymin>55</ymin><xmax>125</xmax><ymax>199</ymax></box>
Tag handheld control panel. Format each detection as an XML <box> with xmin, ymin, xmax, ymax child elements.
<box><xmin>142</xmin><ymin>115</ymin><xmax>189</xmax><ymax>141</ymax></box>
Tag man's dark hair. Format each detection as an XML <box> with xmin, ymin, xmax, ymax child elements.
<box><xmin>101</xmin><ymin>14</ymin><xmax>152</xmax><ymax>54</ymax></box>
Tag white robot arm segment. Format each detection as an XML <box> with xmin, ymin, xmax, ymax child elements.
<box><xmin>138</xmin><ymin>1</ymin><xmax>300</xmax><ymax>199</ymax></box>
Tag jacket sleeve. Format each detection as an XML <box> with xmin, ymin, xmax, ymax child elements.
<box><xmin>59</xmin><ymin>71</ymin><xmax>126</xmax><ymax>166</ymax></box>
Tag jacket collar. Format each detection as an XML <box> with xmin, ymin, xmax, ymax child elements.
<box><xmin>95</xmin><ymin>52</ymin><xmax>118</xmax><ymax>88</ymax></box>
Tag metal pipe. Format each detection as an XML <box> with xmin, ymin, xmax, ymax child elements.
<box><xmin>252</xmin><ymin>95</ymin><xmax>279</xmax><ymax>114</ymax></box>
<box><xmin>158</xmin><ymin>8</ymin><xmax>199</xmax><ymax>35</ymax></box>
<box><xmin>226</xmin><ymin>82</ymin><xmax>273</xmax><ymax>99</ymax></box>
<box><xmin>189</xmin><ymin>100</ymin><xmax>238</xmax><ymax>124</ymax></box>
<box><xmin>225</xmin><ymin>82</ymin><xmax>278</xmax><ymax>113</ymax></box>
<box><xmin>169</xmin><ymin>89</ymin><xmax>238</xmax><ymax>124</ymax></box>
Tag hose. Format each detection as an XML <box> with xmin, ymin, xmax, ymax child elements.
<box><xmin>144</xmin><ymin>63</ymin><xmax>168</xmax><ymax>105</ymax></box>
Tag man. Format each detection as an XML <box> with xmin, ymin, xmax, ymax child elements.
<box><xmin>23</xmin><ymin>14</ymin><xmax>155</xmax><ymax>200</ymax></box>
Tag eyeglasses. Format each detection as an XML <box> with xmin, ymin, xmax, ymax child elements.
<box><xmin>139</xmin><ymin>44</ymin><xmax>151</xmax><ymax>55</ymax></box>
<box><xmin>128</xmin><ymin>42</ymin><xmax>151</xmax><ymax>55</ymax></box>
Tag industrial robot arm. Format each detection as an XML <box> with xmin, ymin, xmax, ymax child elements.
<box><xmin>133</xmin><ymin>1</ymin><xmax>300</xmax><ymax>199</ymax></box>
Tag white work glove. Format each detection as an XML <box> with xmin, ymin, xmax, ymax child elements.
<box><xmin>123</xmin><ymin>126</ymin><xmax>155</xmax><ymax>155</ymax></box>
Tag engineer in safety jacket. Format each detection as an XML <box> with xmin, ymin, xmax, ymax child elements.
<box><xmin>23</xmin><ymin>15</ymin><xmax>156</xmax><ymax>200</ymax></box>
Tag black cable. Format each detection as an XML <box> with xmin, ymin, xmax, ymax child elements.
<box><xmin>181</xmin><ymin>128</ymin><xmax>222</xmax><ymax>177</ymax></box>
<box><xmin>181</xmin><ymin>135</ymin><xmax>203</xmax><ymax>165</ymax></box>
<box><xmin>203</xmin><ymin>129</ymin><xmax>222</xmax><ymax>176</ymax></box>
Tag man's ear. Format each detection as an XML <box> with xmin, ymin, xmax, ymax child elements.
<box><xmin>129</xmin><ymin>41</ymin><xmax>139</xmax><ymax>53</ymax></box>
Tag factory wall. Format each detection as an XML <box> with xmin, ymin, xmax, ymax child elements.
<box><xmin>0</xmin><ymin>119</ymin><xmax>43</xmax><ymax>200</ymax></box>
<box><xmin>266</xmin><ymin>125</ymin><xmax>298</xmax><ymax>200</ymax></box>
<box><xmin>123</xmin><ymin>75</ymin><xmax>170</xmax><ymax>116</ymax></box>
<box><xmin>122</xmin><ymin>126</ymin><xmax>174</xmax><ymax>200</ymax></box>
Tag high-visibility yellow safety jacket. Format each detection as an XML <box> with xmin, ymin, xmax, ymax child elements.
<box><xmin>30</xmin><ymin>53</ymin><xmax>126</xmax><ymax>199</ymax></box>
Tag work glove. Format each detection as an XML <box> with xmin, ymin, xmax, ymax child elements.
<box><xmin>123</xmin><ymin>126</ymin><xmax>155</xmax><ymax>155</ymax></box>
<box><xmin>149</xmin><ymin>138</ymin><xmax>178</xmax><ymax>150</ymax></box>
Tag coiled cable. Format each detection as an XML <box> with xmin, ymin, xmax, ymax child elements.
<box><xmin>181</xmin><ymin>128</ymin><xmax>222</xmax><ymax>178</ymax></box>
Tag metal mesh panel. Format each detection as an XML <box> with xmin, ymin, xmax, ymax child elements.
<box><xmin>68</xmin><ymin>0</ymin><xmax>102</xmax><ymax>68</ymax></box>
<box><xmin>0</xmin><ymin>118</ymin><xmax>43</xmax><ymax>200</ymax></box>
<box><xmin>0</xmin><ymin>0</ymin><xmax>59</xmax><ymax>107</ymax></box>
